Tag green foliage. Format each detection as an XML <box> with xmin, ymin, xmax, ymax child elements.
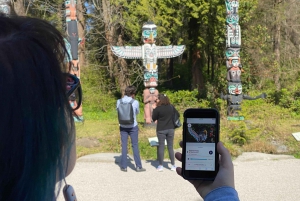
<box><xmin>227</xmin><ymin>122</ymin><xmax>260</xmax><ymax>145</ymax></box>
<box><xmin>114</xmin><ymin>0</ymin><xmax>186</xmax><ymax>45</ymax></box>
<box><xmin>264</xmin><ymin>87</ymin><xmax>300</xmax><ymax>115</ymax></box>
<box><xmin>161</xmin><ymin>89</ymin><xmax>199</xmax><ymax>110</ymax></box>
<box><xmin>27</xmin><ymin>0</ymin><xmax>65</xmax><ymax>32</ymax></box>
<box><xmin>138</xmin><ymin>140</ymin><xmax>158</xmax><ymax>159</ymax></box>
<box><xmin>294</xmin><ymin>152</ymin><xmax>300</xmax><ymax>159</ymax></box>
<box><xmin>81</xmin><ymin>66</ymin><xmax>117</xmax><ymax>120</ymax></box>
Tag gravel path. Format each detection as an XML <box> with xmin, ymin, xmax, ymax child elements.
<box><xmin>57</xmin><ymin>152</ymin><xmax>300</xmax><ymax>201</ymax></box>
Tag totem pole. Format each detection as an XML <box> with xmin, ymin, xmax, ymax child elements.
<box><xmin>222</xmin><ymin>0</ymin><xmax>266</xmax><ymax>120</ymax></box>
<box><xmin>0</xmin><ymin>0</ymin><xmax>11</xmax><ymax>15</ymax></box>
<box><xmin>111</xmin><ymin>22</ymin><xmax>185</xmax><ymax>125</ymax></box>
<box><xmin>64</xmin><ymin>0</ymin><xmax>83</xmax><ymax>121</ymax></box>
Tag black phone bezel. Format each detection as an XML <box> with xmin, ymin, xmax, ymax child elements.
<box><xmin>182</xmin><ymin>108</ymin><xmax>220</xmax><ymax>180</ymax></box>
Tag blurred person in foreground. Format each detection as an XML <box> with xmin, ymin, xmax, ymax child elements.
<box><xmin>0</xmin><ymin>14</ymin><xmax>76</xmax><ymax>200</ymax></box>
<box><xmin>175</xmin><ymin>142</ymin><xmax>240</xmax><ymax>201</ymax></box>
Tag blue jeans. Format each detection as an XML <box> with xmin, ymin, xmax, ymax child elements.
<box><xmin>120</xmin><ymin>126</ymin><xmax>142</xmax><ymax>169</ymax></box>
<box><xmin>157</xmin><ymin>129</ymin><xmax>175</xmax><ymax>166</ymax></box>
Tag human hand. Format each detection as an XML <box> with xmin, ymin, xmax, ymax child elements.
<box><xmin>175</xmin><ymin>141</ymin><xmax>235</xmax><ymax>199</ymax></box>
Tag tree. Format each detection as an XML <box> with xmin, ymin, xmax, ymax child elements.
<box><xmin>12</xmin><ymin>0</ymin><xmax>26</xmax><ymax>15</ymax></box>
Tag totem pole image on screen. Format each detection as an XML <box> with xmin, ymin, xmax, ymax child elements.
<box><xmin>111</xmin><ymin>22</ymin><xmax>185</xmax><ymax>125</ymax></box>
<box><xmin>222</xmin><ymin>0</ymin><xmax>266</xmax><ymax>121</ymax></box>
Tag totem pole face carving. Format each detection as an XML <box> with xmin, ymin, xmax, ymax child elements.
<box><xmin>0</xmin><ymin>0</ymin><xmax>11</xmax><ymax>15</ymax></box>
<box><xmin>142</xmin><ymin>22</ymin><xmax>157</xmax><ymax>44</ymax></box>
<box><xmin>228</xmin><ymin>82</ymin><xmax>242</xmax><ymax>95</ymax></box>
<box><xmin>225</xmin><ymin>0</ymin><xmax>239</xmax><ymax>14</ymax></box>
<box><xmin>226</xmin><ymin>14</ymin><xmax>239</xmax><ymax>25</ymax></box>
<box><xmin>226</xmin><ymin>58</ymin><xmax>242</xmax><ymax>69</ymax></box>
<box><xmin>225</xmin><ymin>48</ymin><xmax>240</xmax><ymax>59</ymax></box>
<box><xmin>227</xmin><ymin>67</ymin><xmax>241</xmax><ymax>82</ymax></box>
<box><xmin>144</xmin><ymin>71</ymin><xmax>158</xmax><ymax>88</ymax></box>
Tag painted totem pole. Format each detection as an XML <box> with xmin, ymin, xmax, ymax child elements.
<box><xmin>222</xmin><ymin>0</ymin><xmax>266</xmax><ymax>120</ymax></box>
<box><xmin>64</xmin><ymin>0</ymin><xmax>83</xmax><ymax>121</ymax></box>
<box><xmin>0</xmin><ymin>0</ymin><xmax>11</xmax><ymax>15</ymax></box>
<box><xmin>111</xmin><ymin>22</ymin><xmax>185</xmax><ymax>125</ymax></box>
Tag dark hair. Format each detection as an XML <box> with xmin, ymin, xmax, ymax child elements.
<box><xmin>125</xmin><ymin>85</ymin><xmax>137</xmax><ymax>96</ymax></box>
<box><xmin>157</xmin><ymin>94</ymin><xmax>171</xmax><ymax>106</ymax></box>
<box><xmin>0</xmin><ymin>15</ymin><xmax>74</xmax><ymax>200</ymax></box>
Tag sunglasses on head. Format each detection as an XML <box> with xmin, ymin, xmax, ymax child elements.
<box><xmin>66</xmin><ymin>73</ymin><xmax>82</xmax><ymax>111</ymax></box>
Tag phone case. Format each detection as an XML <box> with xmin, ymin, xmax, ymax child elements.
<box><xmin>182</xmin><ymin>108</ymin><xmax>220</xmax><ymax>180</ymax></box>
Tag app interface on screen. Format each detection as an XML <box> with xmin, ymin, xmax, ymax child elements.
<box><xmin>185</xmin><ymin>118</ymin><xmax>216</xmax><ymax>171</ymax></box>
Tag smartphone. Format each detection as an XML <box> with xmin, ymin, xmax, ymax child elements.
<box><xmin>182</xmin><ymin>108</ymin><xmax>220</xmax><ymax>180</ymax></box>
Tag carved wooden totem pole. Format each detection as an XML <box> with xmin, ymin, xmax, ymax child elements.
<box><xmin>222</xmin><ymin>0</ymin><xmax>266</xmax><ymax>120</ymax></box>
<box><xmin>112</xmin><ymin>22</ymin><xmax>185</xmax><ymax>125</ymax></box>
<box><xmin>0</xmin><ymin>0</ymin><xmax>11</xmax><ymax>15</ymax></box>
<box><xmin>64</xmin><ymin>0</ymin><xmax>83</xmax><ymax>121</ymax></box>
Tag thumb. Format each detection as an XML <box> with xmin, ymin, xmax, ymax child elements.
<box><xmin>217</xmin><ymin>142</ymin><xmax>233</xmax><ymax>168</ymax></box>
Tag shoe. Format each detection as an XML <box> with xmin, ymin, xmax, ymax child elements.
<box><xmin>121</xmin><ymin>168</ymin><xmax>127</xmax><ymax>172</ymax></box>
<box><xmin>157</xmin><ymin>165</ymin><xmax>164</xmax><ymax>172</ymax></box>
<box><xmin>136</xmin><ymin>167</ymin><xmax>146</xmax><ymax>172</ymax></box>
<box><xmin>171</xmin><ymin>165</ymin><xmax>176</xmax><ymax>171</ymax></box>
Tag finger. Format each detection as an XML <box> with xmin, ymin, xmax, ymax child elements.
<box><xmin>176</xmin><ymin>166</ymin><xmax>182</xmax><ymax>176</ymax></box>
<box><xmin>179</xmin><ymin>141</ymin><xmax>183</xmax><ymax>148</ymax></box>
<box><xmin>217</xmin><ymin>142</ymin><xmax>233</xmax><ymax>168</ymax></box>
<box><xmin>175</xmin><ymin>152</ymin><xmax>182</xmax><ymax>162</ymax></box>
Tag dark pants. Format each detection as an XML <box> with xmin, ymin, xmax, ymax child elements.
<box><xmin>157</xmin><ymin>129</ymin><xmax>175</xmax><ymax>166</ymax></box>
<box><xmin>120</xmin><ymin>126</ymin><xmax>142</xmax><ymax>169</ymax></box>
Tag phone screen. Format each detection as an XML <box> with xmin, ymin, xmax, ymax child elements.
<box><xmin>182</xmin><ymin>108</ymin><xmax>219</xmax><ymax>180</ymax></box>
<box><xmin>185</xmin><ymin>118</ymin><xmax>217</xmax><ymax>171</ymax></box>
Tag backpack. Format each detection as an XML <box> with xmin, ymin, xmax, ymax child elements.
<box><xmin>117</xmin><ymin>99</ymin><xmax>135</xmax><ymax>125</ymax></box>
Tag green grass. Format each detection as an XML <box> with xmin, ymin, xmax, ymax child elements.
<box><xmin>75</xmin><ymin>118</ymin><xmax>182</xmax><ymax>159</ymax></box>
<box><xmin>75</xmin><ymin>99</ymin><xmax>300</xmax><ymax>159</ymax></box>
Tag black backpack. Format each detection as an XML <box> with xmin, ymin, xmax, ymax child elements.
<box><xmin>117</xmin><ymin>99</ymin><xmax>135</xmax><ymax>125</ymax></box>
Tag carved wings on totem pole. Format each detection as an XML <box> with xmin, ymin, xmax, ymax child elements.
<box><xmin>111</xmin><ymin>22</ymin><xmax>185</xmax><ymax>125</ymax></box>
<box><xmin>111</xmin><ymin>22</ymin><xmax>185</xmax><ymax>89</ymax></box>
<box><xmin>111</xmin><ymin>45</ymin><xmax>185</xmax><ymax>60</ymax></box>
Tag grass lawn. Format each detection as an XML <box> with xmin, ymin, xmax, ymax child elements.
<box><xmin>75</xmin><ymin>99</ymin><xmax>300</xmax><ymax>159</ymax></box>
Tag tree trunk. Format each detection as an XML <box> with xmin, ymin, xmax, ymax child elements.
<box><xmin>102</xmin><ymin>0</ymin><xmax>131</xmax><ymax>94</ymax></box>
<box><xmin>274</xmin><ymin>0</ymin><xmax>282</xmax><ymax>91</ymax></box>
<box><xmin>167</xmin><ymin>58</ymin><xmax>174</xmax><ymax>87</ymax></box>
<box><xmin>211</xmin><ymin>52</ymin><xmax>215</xmax><ymax>81</ymax></box>
<box><xmin>13</xmin><ymin>0</ymin><xmax>26</xmax><ymax>16</ymax></box>
<box><xmin>192</xmin><ymin>50</ymin><xmax>204</xmax><ymax>94</ymax></box>
<box><xmin>116</xmin><ymin>35</ymin><xmax>130</xmax><ymax>96</ymax></box>
<box><xmin>102</xmin><ymin>0</ymin><xmax>115</xmax><ymax>81</ymax></box>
